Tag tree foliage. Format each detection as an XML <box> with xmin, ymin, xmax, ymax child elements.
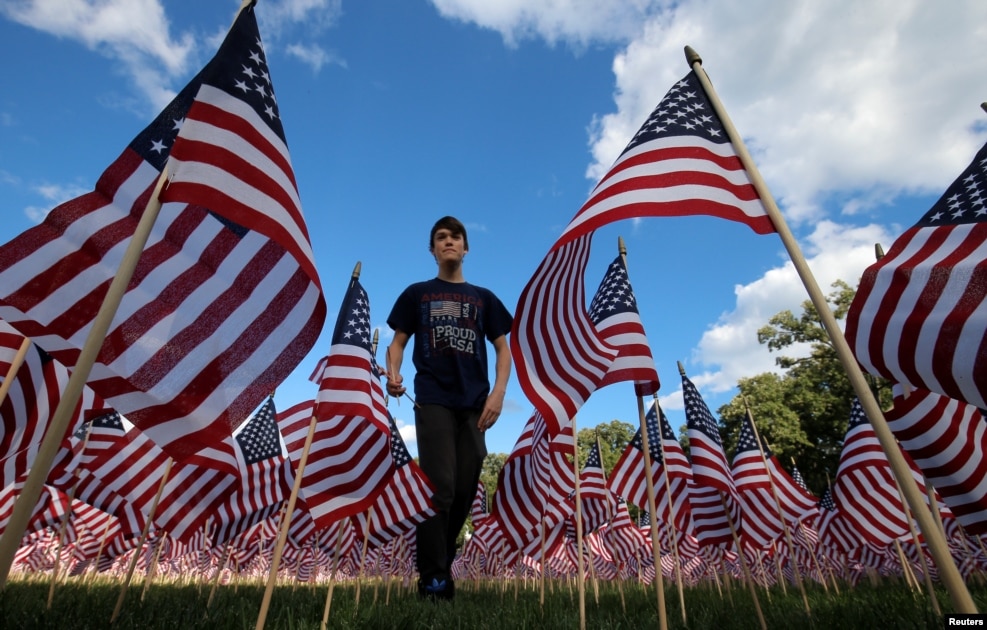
<box><xmin>717</xmin><ymin>281</ymin><xmax>891</xmax><ymax>495</ymax></box>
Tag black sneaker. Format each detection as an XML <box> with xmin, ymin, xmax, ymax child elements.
<box><xmin>418</xmin><ymin>577</ymin><xmax>455</xmax><ymax>601</ymax></box>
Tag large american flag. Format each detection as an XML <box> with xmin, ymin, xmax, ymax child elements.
<box><xmin>0</xmin><ymin>5</ymin><xmax>325</xmax><ymax>462</ymax></box>
<box><xmin>846</xmin><ymin>138</ymin><xmax>987</xmax><ymax>409</ymax></box>
<box><xmin>884</xmin><ymin>385</ymin><xmax>987</xmax><ymax>535</ymax></box>
<box><xmin>587</xmin><ymin>255</ymin><xmax>660</xmax><ymax>395</ymax></box>
<box><xmin>556</xmin><ymin>70</ymin><xmax>771</xmax><ymax>244</ymax></box>
<box><xmin>512</xmin><ymin>70</ymin><xmax>769</xmax><ymax>436</ymax></box>
<box><xmin>512</xmin><ymin>234</ymin><xmax>615</xmax><ymax>435</ymax></box>
<box><xmin>682</xmin><ymin>373</ymin><xmax>740</xmax><ymax>547</ymax></box>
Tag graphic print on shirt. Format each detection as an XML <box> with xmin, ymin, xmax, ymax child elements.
<box><xmin>423</xmin><ymin>291</ymin><xmax>484</xmax><ymax>357</ymax></box>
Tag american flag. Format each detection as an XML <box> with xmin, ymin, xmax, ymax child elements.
<box><xmin>78</xmin><ymin>411</ymin><xmax>237</xmax><ymax>544</ymax></box>
<box><xmin>314</xmin><ymin>276</ymin><xmax>390</xmax><ymax>435</ymax></box>
<box><xmin>491</xmin><ymin>411</ymin><xmax>575</xmax><ymax>552</ymax></box>
<box><xmin>846</xmin><ymin>138</ymin><xmax>987</xmax><ymax>409</ymax></box>
<box><xmin>512</xmin><ymin>233</ymin><xmax>616</xmax><ymax>435</ymax></box>
<box><xmin>471</xmin><ymin>480</ymin><xmax>489</xmax><ymax>526</ymax></box>
<box><xmin>607</xmin><ymin>402</ymin><xmax>663</xmax><ymax>510</ymax></box>
<box><xmin>0</xmin><ymin>322</ymin><xmax>99</xmax><ymax>489</ymax></box>
<box><xmin>884</xmin><ymin>385</ymin><xmax>987</xmax><ymax>534</ymax></box>
<box><xmin>556</xmin><ymin>70</ymin><xmax>771</xmax><ymax>244</ymax></box>
<box><xmin>816</xmin><ymin>487</ymin><xmax>858</xmax><ymax>554</ymax></box>
<box><xmin>0</xmin><ymin>5</ymin><xmax>325</xmax><ymax>462</ymax></box>
<box><xmin>832</xmin><ymin>399</ymin><xmax>930</xmax><ymax>546</ymax></box>
<box><xmin>587</xmin><ymin>255</ymin><xmax>660</xmax><ymax>395</ymax></box>
<box><xmin>683</xmin><ymin>372</ymin><xmax>740</xmax><ymax>547</ymax></box>
<box><xmin>349</xmin><ymin>413</ymin><xmax>435</xmax><ymax>549</ymax></box>
<box><xmin>571</xmin><ymin>442</ymin><xmax>616</xmax><ymax>534</ymax></box>
<box><xmin>731</xmin><ymin>414</ymin><xmax>817</xmax><ymax>548</ymax></box>
<box><xmin>607</xmin><ymin>402</ymin><xmax>696</xmax><ymax>550</ymax></box>
<box><xmin>287</xmin><ymin>276</ymin><xmax>391</xmax><ymax>527</ymax></box>
<box><xmin>212</xmin><ymin>398</ymin><xmax>290</xmax><ymax>545</ymax></box>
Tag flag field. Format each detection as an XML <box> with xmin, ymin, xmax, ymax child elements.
<box><xmin>0</xmin><ymin>574</ymin><xmax>982</xmax><ymax>629</ymax></box>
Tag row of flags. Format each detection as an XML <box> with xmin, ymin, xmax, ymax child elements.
<box><xmin>0</xmin><ymin>0</ymin><xmax>985</xmax><ymax>607</ymax></box>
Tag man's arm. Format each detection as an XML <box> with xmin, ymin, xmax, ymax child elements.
<box><xmin>479</xmin><ymin>334</ymin><xmax>511</xmax><ymax>431</ymax></box>
<box><xmin>386</xmin><ymin>330</ymin><xmax>410</xmax><ymax>398</ymax></box>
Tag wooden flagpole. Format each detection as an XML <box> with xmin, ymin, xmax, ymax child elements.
<box><xmin>46</xmin><ymin>421</ymin><xmax>92</xmax><ymax>607</ymax></box>
<box><xmin>111</xmin><ymin>456</ymin><xmax>173</xmax><ymax>624</ymax></box>
<box><xmin>354</xmin><ymin>507</ymin><xmax>374</xmax><ymax>612</ymax></box>
<box><xmin>618</xmin><ymin>237</ymin><xmax>669</xmax><ymax>630</ymax></box>
<box><xmin>743</xmin><ymin>399</ymin><xmax>811</xmax><ymax>614</ymax></box>
<box><xmin>0</xmin><ymin>336</ymin><xmax>31</xmax><ymax>409</ymax></box>
<box><xmin>320</xmin><ymin>521</ymin><xmax>348</xmax><ymax>630</ymax></box>
<box><xmin>720</xmin><ymin>492</ymin><xmax>767</xmax><ymax>630</ymax></box>
<box><xmin>540</xmin><ymin>514</ymin><xmax>548</xmax><ymax>606</ymax></box>
<box><xmin>685</xmin><ymin>45</ymin><xmax>976</xmax><ymax>614</ymax></box>
<box><xmin>46</xmin><ymin>478</ymin><xmax>80</xmax><ymax>610</ymax></box>
<box><xmin>207</xmin><ymin>541</ymin><xmax>234</xmax><ymax>609</ymax></box>
<box><xmin>259</xmin><ymin>262</ymin><xmax>360</xmax><ymax>630</ymax></box>
<box><xmin>891</xmin><ymin>474</ymin><xmax>943</xmax><ymax>614</ymax></box>
<box><xmin>593</xmin><ymin>430</ymin><xmax>629</xmax><ymax>614</ymax></box>
<box><xmin>0</xmin><ymin>167</ymin><xmax>170</xmax><ymax>589</ymax></box>
<box><xmin>139</xmin><ymin>534</ymin><xmax>166</xmax><ymax>602</ymax></box>
<box><xmin>257</xmin><ymin>401</ymin><xmax>314</xmax><ymax>626</ymax></box>
<box><xmin>570</xmin><ymin>415</ymin><xmax>587</xmax><ymax>630</ymax></box>
<box><xmin>653</xmin><ymin>398</ymin><xmax>689</xmax><ymax>626</ymax></box>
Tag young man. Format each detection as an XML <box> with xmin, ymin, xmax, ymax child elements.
<box><xmin>386</xmin><ymin>216</ymin><xmax>512</xmax><ymax>601</ymax></box>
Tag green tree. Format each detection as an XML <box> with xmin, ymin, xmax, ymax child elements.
<box><xmin>717</xmin><ymin>281</ymin><xmax>891</xmax><ymax>495</ymax></box>
<box><xmin>576</xmin><ymin>419</ymin><xmax>636</xmax><ymax>475</ymax></box>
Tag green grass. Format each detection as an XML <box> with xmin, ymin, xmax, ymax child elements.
<box><xmin>1</xmin><ymin>575</ymin><xmax>983</xmax><ymax>629</ymax></box>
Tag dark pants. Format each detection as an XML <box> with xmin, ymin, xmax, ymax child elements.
<box><xmin>415</xmin><ymin>404</ymin><xmax>487</xmax><ymax>583</ymax></box>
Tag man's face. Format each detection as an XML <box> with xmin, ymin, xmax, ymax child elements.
<box><xmin>432</xmin><ymin>228</ymin><xmax>466</xmax><ymax>264</ymax></box>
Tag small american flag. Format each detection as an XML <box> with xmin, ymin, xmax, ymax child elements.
<box><xmin>683</xmin><ymin>372</ymin><xmax>740</xmax><ymax>547</ymax></box>
<box><xmin>587</xmin><ymin>255</ymin><xmax>660</xmax><ymax>395</ymax></box>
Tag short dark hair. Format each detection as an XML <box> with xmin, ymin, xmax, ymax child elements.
<box><xmin>429</xmin><ymin>216</ymin><xmax>469</xmax><ymax>251</ymax></box>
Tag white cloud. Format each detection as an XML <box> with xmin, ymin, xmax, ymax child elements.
<box><xmin>285</xmin><ymin>42</ymin><xmax>343</xmax><ymax>73</ymax></box>
<box><xmin>0</xmin><ymin>0</ymin><xmax>194</xmax><ymax>111</ymax></box>
<box><xmin>588</xmin><ymin>0</ymin><xmax>987</xmax><ymax>224</ymax></box>
<box><xmin>1</xmin><ymin>0</ymin><xmax>345</xmax><ymax>112</ymax></box>
<box><xmin>395</xmin><ymin>415</ymin><xmax>417</xmax><ymax>457</ymax></box>
<box><xmin>429</xmin><ymin>0</ymin><xmax>659</xmax><ymax>47</ymax></box>
<box><xmin>689</xmin><ymin>220</ymin><xmax>898</xmax><ymax>393</ymax></box>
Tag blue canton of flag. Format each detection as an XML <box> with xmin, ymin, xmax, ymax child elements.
<box><xmin>587</xmin><ymin>254</ymin><xmax>660</xmax><ymax>396</ymax></box>
<box><xmin>235</xmin><ymin>398</ymin><xmax>283</xmax><ymax>466</ymax></box>
<box><xmin>588</xmin><ymin>259</ymin><xmax>638</xmax><ymax>323</ymax></box>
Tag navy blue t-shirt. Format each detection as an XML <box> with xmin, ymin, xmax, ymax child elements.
<box><xmin>387</xmin><ymin>278</ymin><xmax>513</xmax><ymax>410</ymax></box>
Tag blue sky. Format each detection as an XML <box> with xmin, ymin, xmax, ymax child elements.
<box><xmin>1</xmin><ymin>0</ymin><xmax>985</xmax><ymax>458</ymax></box>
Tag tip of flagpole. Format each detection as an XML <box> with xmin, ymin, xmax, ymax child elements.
<box><xmin>618</xmin><ymin>236</ymin><xmax>626</xmax><ymax>256</ymax></box>
<box><xmin>677</xmin><ymin>361</ymin><xmax>686</xmax><ymax>376</ymax></box>
<box><xmin>981</xmin><ymin>102</ymin><xmax>987</xmax><ymax>115</ymax></box>
<box><xmin>352</xmin><ymin>261</ymin><xmax>361</xmax><ymax>278</ymax></box>
<box><xmin>684</xmin><ymin>46</ymin><xmax>702</xmax><ymax>67</ymax></box>
<box><xmin>874</xmin><ymin>243</ymin><xmax>885</xmax><ymax>261</ymax></box>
